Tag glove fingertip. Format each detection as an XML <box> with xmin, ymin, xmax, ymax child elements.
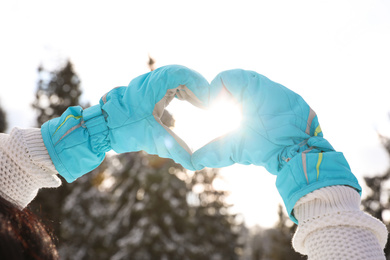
<box><xmin>210</xmin><ymin>69</ymin><xmax>252</xmax><ymax>102</ymax></box>
<box><xmin>191</xmin><ymin>150</ymin><xmax>207</xmax><ymax>170</ymax></box>
<box><xmin>192</xmin><ymin>140</ymin><xmax>235</xmax><ymax>170</ymax></box>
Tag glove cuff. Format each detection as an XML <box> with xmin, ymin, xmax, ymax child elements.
<box><xmin>294</xmin><ymin>185</ymin><xmax>360</xmax><ymax>219</ymax></box>
<box><xmin>42</xmin><ymin>105</ymin><xmax>111</xmax><ymax>183</ymax></box>
<box><xmin>276</xmin><ymin>147</ymin><xmax>361</xmax><ymax>223</ymax></box>
<box><xmin>82</xmin><ymin>104</ymin><xmax>111</xmax><ymax>153</ymax></box>
<box><xmin>279</xmin><ymin>136</ymin><xmax>334</xmax><ymax>170</ymax></box>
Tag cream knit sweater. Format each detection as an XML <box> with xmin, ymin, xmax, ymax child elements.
<box><xmin>0</xmin><ymin>127</ymin><xmax>388</xmax><ymax>259</ymax></box>
<box><xmin>0</xmin><ymin>128</ymin><xmax>60</xmax><ymax>208</ymax></box>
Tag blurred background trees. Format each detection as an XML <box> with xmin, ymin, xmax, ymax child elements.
<box><xmin>59</xmin><ymin>150</ymin><xmax>241</xmax><ymax>259</ymax></box>
<box><xmin>239</xmin><ymin>205</ymin><xmax>306</xmax><ymax>260</ymax></box>
<box><xmin>361</xmin><ymin>134</ymin><xmax>390</xmax><ymax>259</ymax></box>
<box><xmin>0</xmin><ymin>101</ymin><xmax>7</xmax><ymax>133</ymax></box>
<box><xmin>32</xmin><ymin>60</ymin><xmax>82</xmax><ymax>124</ymax></box>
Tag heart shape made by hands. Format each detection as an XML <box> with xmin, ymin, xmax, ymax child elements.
<box><xmin>147</xmin><ymin>68</ymin><xmax>243</xmax><ymax>171</ymax></box>
<box><xmin>137</xmin><ymin>66</ymin><xmax>319</xmax><ymax>173</ymax></box>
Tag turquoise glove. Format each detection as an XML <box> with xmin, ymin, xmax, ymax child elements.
<box><xmin>192</xmin><ymin>69</ymin><xmax>361</xmax><ymax>223</ymax></box>
<box><xmin>42</xmin><ymin>65</ymin><xmax>210</xmax><ymax>182</ymax></box>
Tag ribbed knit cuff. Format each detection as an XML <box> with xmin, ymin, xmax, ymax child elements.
<box><xmin>292</xmin><ymin>186</ymin><xmax>388</xmax><ymax>255</ymax></box>
<box><xmin>293</xmin><ymin>185</ymin><xmax>361</xmax><ymax>220</ymax></box>
<box><xmin>0</xmin><ymin>128</ymin><xmax>61</xmax><ymax>209</ymax></box>
<box><xmin>22</xmin><ymin>128</ymin><xmax>59</xmax><ymax>173</ymax></box>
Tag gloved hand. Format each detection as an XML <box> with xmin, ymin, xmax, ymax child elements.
<box><xmin>42</xmin><ymin>65</ymin><xmax>210</xmax><ymax>183</ymax></box>
<box><xmin>192</xmin><ymin>69</ymin><xmax>361</xmax><ymax>222</ymax></box>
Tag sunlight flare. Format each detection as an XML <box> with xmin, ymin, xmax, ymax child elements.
<box><xmin>167</xmin><ymin>89</ymin><xmax>242</xmax><ymax>151</ymax></box>
<box><xmin>204</xmin><ymin>93</ymin><xmax>242</xmax><ymax>140</ymax></box>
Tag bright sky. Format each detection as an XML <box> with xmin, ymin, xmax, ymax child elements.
<box><xmin>1</xmin><ymin>0</ymin><xmax>390</xmax><ymax>228</ymax></box>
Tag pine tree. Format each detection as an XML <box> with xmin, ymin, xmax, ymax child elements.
<box><xmin>30</xmin><ymin>59</ymin><xmax>83</xmax><ymax>243</ymax></box>
<box><xmin>32</xmin><ymin>60</ymin><xmax>82</xmax><ymax>124</ymax></box>
<box><xmin>61</xmin><ymin>152</ymin><xmax>191</xmax><ymax>260</ymax></box>
<box><xmin>186</xmin><ymin>168</ymin><xmax>241</xmax><ymax>259</ymax></box>
<box><xmin>0</xmin><ymin>101</ymin><xmax>7</xmax><ymax>133</ymax></box>
<box><xmin>266</xmin><ymin>205</ymin><xmax>305</xmax><ymax>260</ymax></box>
<box><xmin>248</xmin><ymin>226</ymin><xmax>265</xmax><ymax>260</ymax></box>
<box><xmin>241</xmin><ymin>205</ymin><xmax>305</xmax><ymax>260</ymax></box>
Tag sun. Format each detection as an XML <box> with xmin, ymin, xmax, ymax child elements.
<box><xmin>167</xmin><ymin>91</ymin><xmax>242</xmax><ymax>151</ymax></box>
<box><xmin>204</xmin><ymin>95</ymin><xmax>242</xmax><ymax>140</ymax></box>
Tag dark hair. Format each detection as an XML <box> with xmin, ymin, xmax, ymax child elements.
<box><xmin>0</xmin><ymin>196</ymin><xmax>58</xmax><ymax>260</ymax></box>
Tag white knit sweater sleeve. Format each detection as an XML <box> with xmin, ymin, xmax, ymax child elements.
<box><xmin>0</xmin><ymin>127</ymin><xmax>61</xmax><ymax>209</ymax></box>
<box><xmin>293</xmin><ymin>186</ymin><xmax>388</xmax><ymax>260</ymax></box>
